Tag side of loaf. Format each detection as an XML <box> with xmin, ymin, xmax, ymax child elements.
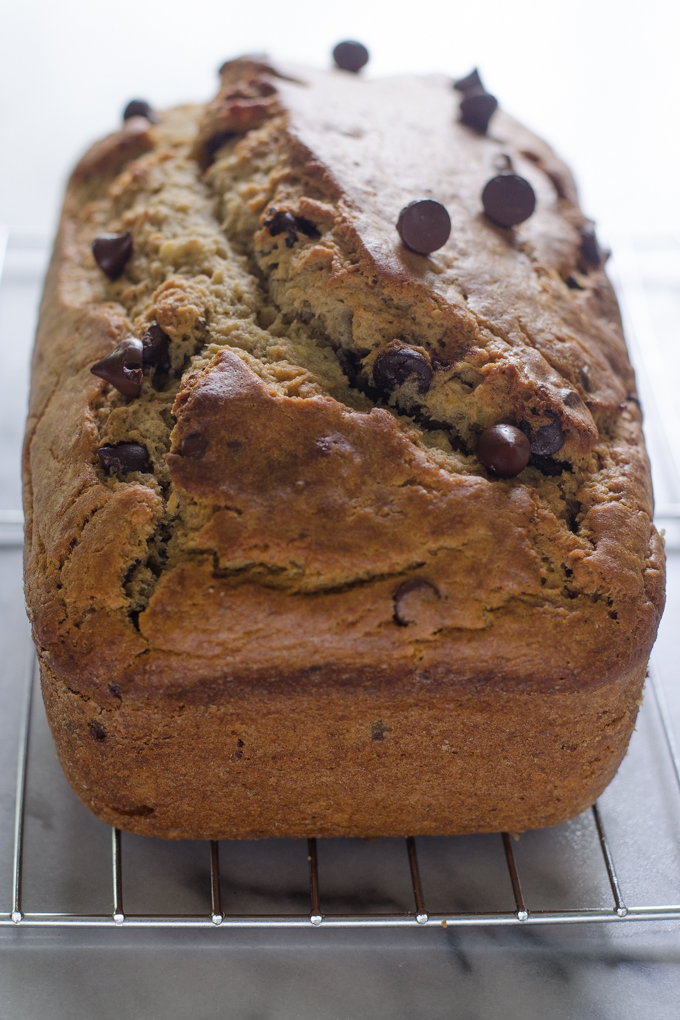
<box><xmin>23</xmin><ymin>59</ymin><xmax>665</xmax><ymax>839</ymax></box>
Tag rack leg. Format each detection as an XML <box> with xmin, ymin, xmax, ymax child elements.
<box><xmin>11</xmin><ymin>647</ymin><xmax>35</xmax><ymax>924</ymax></box>
<box><xmin>112</xmin><ymin>828</ymin><xmax>124</xmax><ymax>923</ymax></box>
<box><xmin>592</xmin><ymin>803</ymin><xmax>627</xmax><ymax>917</ymax></box>
<box><xmin>308</xmin><ymin>838</ymin><xmax>323</xmax><ymax>925</ymax></box>
<box><xmin>405</xmin><ymin>836</ymin><xmax>428</xmax><ymax>924</ymax></box>
<box><xmin>502</xmin><ymin>832</ymin><xmax>528</xmax><ymax>921</ymax></box>
<box><xmin>210</xmin><ymin>841</ymin><xmax>223</xmax><ymax>924</ymax></box>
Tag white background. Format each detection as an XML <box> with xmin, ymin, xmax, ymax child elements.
<box><xmin>1</xmin><ymin>0</ymin><xmax>679</xmax><ymax>240</ymax></box>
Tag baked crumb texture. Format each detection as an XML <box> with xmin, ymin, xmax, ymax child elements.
<box><xmin>24</xmin><ymin>60</ymin><xmax>665</xmax><ymax>838</ymax></box>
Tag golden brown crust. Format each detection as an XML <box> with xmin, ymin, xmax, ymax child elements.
<box><xmin>23</xmin><ymin>62</ymin><xmax>665</xmax><ymax>839</ymax></box>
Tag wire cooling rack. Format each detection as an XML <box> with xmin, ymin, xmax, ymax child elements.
<box><xmin>2</xmin><ymin>229</ymin><xmax>680</xmax><ymax>932</ymax></box>
<box><xmin>2</xmin><ymin>647</ymin><xmax>680</xmax><ymax>931</ymax></box>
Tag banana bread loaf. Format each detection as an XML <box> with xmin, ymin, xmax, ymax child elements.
<box><xmin>23</xmin><ymin>57</ymin><xmax>665</xmax><ymax>839</ymax></box>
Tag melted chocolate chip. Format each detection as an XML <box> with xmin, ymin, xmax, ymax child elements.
<box><xmin>89</xmin><ymin>720</ymin><xmax>106</xmax><ymax>741</ymax></box>
<box><xmin>520</xmin><ymin>418</ymin><xmax>565</xmax><ymax>456</ymax></box>
<box><xmin>565</xmin><ymin>275</ymin><xmax>585</xmax><ymax>290</ymax></box>
<box><xmin>92</xmin><ymin>232</ymin><xmax>133</xmax><ymax>281</ymax></box>
<box><xmin>453</xmin><ymin>68</ymin><xmax>484</xmax><ymax>93</ymax></box>
<box><xmin>264</xmin><ymin>209</ymin><xmax>320</xmax><ymax>248</ymax></box>
<box><xmin>529</xmin><ymin>454</ymin><xmax>565</xmax><ymax>476</ymax></box>
<box><xmin>181</xmin><ymin>433</ymin><xmax>208</xmax><ymax>459</ymax></box>
<box><xmin>393</xmin><ymin>578</ymin><xmax>440</xmax><ymax>626</ymax></box>
<box><xmin>91</xmin><ymin>338</ymin><xmax>143</xmax><ymax>397</ymax></box>
<box><xmin>205</xmin><ymin>130</ymin><xmax>236</xmax><ymax>158</ymax></box>
<box><xmin>370</xmin><ymin>720</ymin><xmax>390</xmax><ymax>741</ymax></box>
<box><xmin>397</xmin><ymin>200</ymin><xmax>451</xmax><ymax>255</ymax></box>
<box><xmin>264</xmin><ymin>209</ymin><xmax>298</xmax><ymax>247</ymax></box>
<box><xmin>332</xmin><ymin>40</ymin><xmax>369</xmax><ymax>73</ymax></box>
<box><xmin>98</xmin><ymin>443</ymin><xmax>149</xmax><ymax>475</ymax></box>
<box><xmin>141</xmin><ymin>322</ymin><xmax>171</xmax><ymax>374</ymax></box>
<box><xmin>476</xmin><ymin>424</ymin><xmax>531</xmax><ymax>478</ymax></box>
<box><xmin>579</xmin><ymin>222</ymin><xmax>602</xmax><ymax>268</ymax></box>
<box><xmin>295</xmin><ymin>216</ymin><xmax>320</xmax><ymax>238</ymax></box>
<box><xmin>123</xmin><ymin>99</ymin><xmax>158</xmax><ymax>123</ymax></box>
<box><xmin>460</xmin><ymin>91</ymin><xmax>498</xmax><ymax>133</ymax></box>
<box><xmin>373</xmin><ymin>344</ymin><xmax>433</xmax><ymax>395</ymax></box>
<box><xmin>482</xmin><ymin>174</ymin><xmax>536</xmax><ymax>228</ymax></box>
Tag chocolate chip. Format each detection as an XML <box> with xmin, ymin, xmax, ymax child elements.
<box><xmin>97</xmin><ymin>443</ymin><xmax>149</xmax><ymax>475</ymax></box>
<box><xmin>393</xmin><ymin>578</ymin><xmax>440</xmax><ymax>626</ymax></box>
<box><xmin>579</xmin><ymin>365</ymin><xmax>592</xmax><ymax>392</ymax></box>
<box><xmin>520</xmin><ymin>418</ymin><xmax>565</xmax><ymax>457</ymax></box>
<box><xmin>482</xmin><ymin>174</ymin><xmax>536</xmax><ymax>228</ymax></box>
<box><xmin>373</xmin><ymin>343</ymin><xmax>433</xmax><ymax>395</ymax></box>
<box><xmin>529</xmin><ymin>453</ymin><xmax>565</xmax><ymax>476</ymax></box>
<box><xmin>460</xmin><ymin>91</ymin><xmax>498</xmax><ymax>133</ymax></box>
<box><xmin>294</xmin><ymin>216</ymin><xmax>320</xmax><ymax>238</ymax></box>
<box><xmin>579</xmin><ymin>222</ymin><xmax>602</xmax><ymax>268</ymax></box>
<box><xmin>476</xmin><ymin>424</ymin><xmax>531</xmax><ymax>478</ymax></box>
<box><xmin>563</xmin><ymin>390</ymin><xmax>583</xmax><ymax>409</ymax></box>
<box><xmin>370</xmin><ymin>720</ymin><xmax>391</xmax><ymax>740</ymax></box>
<box><xmin>109</xmin><ymin>683</ymin><xmax>122</xmax><ymax>699</ymax></box>
<box><xmin>141</xmin><ymin>322</ymin><xmax>171</xmax><ymax>374</ymax></box>
<box><xmin>92</xmin><ymin>232</ymin><xmax>133</xmax><ymax>281</ymax></box>
<box><xmin>453</xmin><ymin>68</ymin><xmax>484</xmax><ymax>93</ymax></box>
<box><xmin>332</xmin><ymin>40</ymin><xmax>369</xmax><ymax>73</ymax></box>
<box><xmin>264</xmin><ymin>209</ymin><xmax>298</xmax><ymax>248</ymax></box>
<box><xmin>89</xmin><ymin>720</ymin><xmax>106</xmax><ymax>741</ymax></box>
<box><xmin>397</xmin><ymin>200</ymin><xmax>451</xmax><ymax>255</ymax></box>
<box><xmin>181</xmin><ymin>433</ymin><xmax>208</xmax><ymax>459</ymax></box>
<box><xmin>91</xmin><ymin>338</ymin><xmax>143</xmax><ymax>397</ymax></box>
<box><xmin>123</xmin><ymin>99</ymin><xmax>158</xmax><ymax>123</ymax></box>
<box><xmin>565</xmin><ymin>275</ymin><xmax>584</xmax><ymax>290</ymax></box>
<box><xmin>205</xmin><ymin>130</ymin><xmax>236</xmax><ymax>158</ymax></box>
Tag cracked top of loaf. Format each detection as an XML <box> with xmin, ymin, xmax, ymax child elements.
<box><xmin>23</xmin><ymin>58</ymin><xmax>665</xmax><ymax>701</ymax></box>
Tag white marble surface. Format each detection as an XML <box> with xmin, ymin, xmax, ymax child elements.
<box><xmin>0</xmin><ymin>232</ymin><xmax>679</xmax><ymax>1017</ymax></box>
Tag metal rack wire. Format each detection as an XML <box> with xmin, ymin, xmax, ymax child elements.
<box><xmin>3</xmin><ymin>649</ymin><xmax>680</xmax><ymax>930</ymax></box>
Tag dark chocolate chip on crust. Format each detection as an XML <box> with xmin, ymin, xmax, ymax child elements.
<box><xmin>460</xmin><ymin>91</ymin><xmax>498</xmax><ymax>133</ymax></box>
<box><xmin>92</xmin><ymin>232</ymin><xmax>133</xmax><ymax>281</ymax></box>
<box><xmin>181</xmin><ymin>433</ymin><xmax>209</xmax><ymax>459</ymax></box>
<box><xmin>373</xmin><ymin>343</ymin><xmax>433</xmax><ymax>395</ymax></box>
<box><xmin>397</xmin><ymin>200</ymin><xmax>451</xmax><ymax>255</ymax></box>
<box><xmin>333</xmin><ymin>40</ymin><xmax>369</xmax><ymax>73</ymax></box>
<box><xmin>91</xmin><ymin>338</ymin><xmax>143</xmax><ymax>397</ymax></box>
<box><xmin>579</xmin><ymin>222</ymin><xmax>602</xmax><ymax>268</ymax></box>
<box><xmin>141</xmin><ymin>322</ymin><xmax>171</xmax><ymax>374</ymax></box>
<box><xmin>123</xmin><ymin>99</ymin><xmax>158</xmax><ymax>123</ymax></box>
<box><xmin>453</xmin><ymin>68</ymin><xmax>485</xmax><ymax>93</ymax></box>
<box><xmin>476</xmin><ymin>424</ymin><xmax>531</xmax><ymax>478</ymax></box>
<box><xmin>97</xmin><ymin>443</ymin><xmax>149</xmax><ymax>475</ymax></box>
<box><xmin>563</xmin><ymin>390</ymin><xmax>584</xmax><ymax>409</ymax></box>
<box><xmin>482</xmin><ymin>174</ymin><xmax>536</xmax><ymax>228</ymax></box>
